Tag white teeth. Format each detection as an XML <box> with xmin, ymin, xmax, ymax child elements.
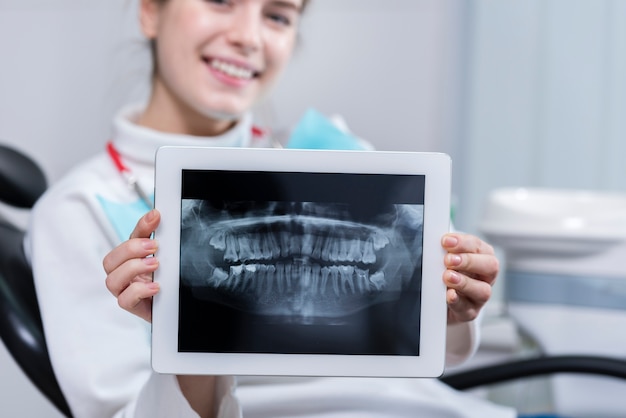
<box><xmin>265</xmin><ymin>265</ymin><xmax>276</xmax><ymax>294</ymax></box>
<box><xmin>266</xmin><ymin>233</ymin><xmax>281</xmax><ymax>259</ymax></box>
<box><xmin>349</xmin><ymin>239</ymin><xmax>362</xmax><ymax>263</ymax></box>
<box><xmin>289</xmin><ymin>234</ymin><xmax>301</xmax><ymax>256</ymax></box>
<box><xmin>355</xmin><ymin>268</ymin><xmax>369</xmax><ymax>293</ymax></box>
<box><xmin>320</xmin><ymin>267</ymin><xmax>330</xmax><ymax>295</ymax></box>
<box><xmin>280</xmin><ymin>231</ymin><xmax>290</xmax><ymax>258</ymax></box>
<box><xmin>228</xmin><ymin>265</ymin><xmax>243</xmax><ymax>290</ymax></box>
<box><xmin>284</xmin><ymin>264</ymin><xmax>293</xmax><ymax>292</ymax></box>
<box><xmin>261</xmin><ymin>234</ymin><xmax>273</xmax><ymax>259</ymax></box>
<box><xmin>338</xmin><ymin>238</ymin><xmax>349</xmax><ymax>262</ymax></box>
<box><xmin>242</xmin><ymin>264</ymin><xmax>256</xmax><ymax>292</ymax></box>
<box><xmin>250</xmin><ymin>233</ymin><xmax>263</xmax><ymax>260</ymax></box>
<box><xmin>321</xmin><ymin>237</ymin><xmax>331</xmax><ymax>261</ymax></box>
<box><xmin>331</xmin><ymin>267</ymin><xmax>340</xmax><ymax>296</ymax></box>
<box><xmin>208</xmin><ymin>267</ymin><xmax>228</xmax><ymax>286</ymax></box>
<box><xmin>213</xmin><ymin>231</ymin><xmax>388</xmax><ymax>265</ymax></box>
<box><xmin>311</xmin><ymin>235</ymin><xmax>323</xmax><ymax>259</ymax></box>
<box><xmin>311</xmin><ymin>264</ymin><xmax>321</xmax><ymax>295</ymax></box>
<box><xmin>369</xmin><ymin>271</ymin><xmax>385</xmax><ymax>290</ymax></box>
<box><xmin>339</xmin><ymin>266</ymin><xmax>355</xmax><ymax>293</ymax></box>
<box><xmin>301</xmin><ymin>233</ymin><xmax>314</xmax><ymax>257</ymax></box>
<box><xmin>210</xmin><ymin>262</ymin><xmax>384</xmax><ymax>296</ymax></box>
<box><xmin>276</xmin><ymin>263</ymin><xmax>285</xmax><ymax>293</ymax></box>
<box><xmin>330</xmin><ymin>240</ymin><xmax>339</xmax><ymax>262</ymax></box>
<box><xmin>362</xmin><ymin>238</ymin><xmax>377</xmax><ymax>264</ymax></box>
<box><xmin>209</xmin><ymin>230</ymin><xmax>226</xmax><ymax>251</ymax></box>
<box><xmin>302</xmin><ymin>265</ymin><xmax>312</xmax><ymax>289</ymax></box>
<box><xmin>257</xmin><ymin>265</ymin><xmax>269</xmax><ymax>294</ymax></box>
<box><xmin>372</xmin><ymin>231</ymin><xmax>390</xmax><ymax>250</ymax></box>
<box><xmin>237</xmin><ymin>235</ymin><xmax>253</xmax><ymax>261</ymax></box>
<box><xmin>211</xmin><ymin>59</ymin><xmax>254</xmax><ymax>79</ymax></box>
<box><xmin>224</xmin><ymin>234</ymin><xmax>239</xmax><ymax>262</ymax></box>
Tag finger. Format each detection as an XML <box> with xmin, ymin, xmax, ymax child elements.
<box><xmin>117</xmin><ymin>281</ymin><xmax>160</xmax><ymax>322</ymax></box>
<box><xmin>447</xmin><ymin>289</ymin><xmax>480</xmax><ymax>323</ymax></box>
<box><xmin>105</xmin><ymin>256</ymin><xmax>159</xmax><ymax>297</ymax></box>
<box><xmin>444</xmin><ymin>252</ymin><xmax>499</xmax><ymax>285</ymax></box>
<box><xmin>444</xmin><ymin>269</ymin><xmax>492</xmax><ymax>306</ymax></box>
<box><xmin>103</xmin><ymin>237</ymin><xmax>158</xmax><ymax>275</ymax></box>
<box><xmin>102</xmin><ymin>210</ymin><xmax>160</xmax><ymax>274</ymax></box>
<box><xmin>130</xmin><ymin>209</ymin><xmax>161</xmax><ymax>240</ymax></box>
<box><xmin>442</xmin><ymin>233</ymin><xmax>495</xmax><ymax>255</ymax></box>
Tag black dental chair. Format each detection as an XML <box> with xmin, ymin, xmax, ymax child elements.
<box><xmin>0</xmin><ymin>144</ymin><xmax>72</xmax><ymax>417</ymax></box>
<box><xmin>1</xmin><ymin>143</ymin><xmax>626</xmax><ymax>418</ymax></box>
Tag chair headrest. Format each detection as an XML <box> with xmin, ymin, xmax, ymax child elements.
<box><xmin>0</xmin><ymin>144</ymin><xmax>47</xmax><ymax>208</ymax></box>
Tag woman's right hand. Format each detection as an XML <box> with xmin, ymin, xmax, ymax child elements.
<box><xmin>103</xmin><ymin>209</ymin><xmax>161</xmax><ymax>322</ymax></box>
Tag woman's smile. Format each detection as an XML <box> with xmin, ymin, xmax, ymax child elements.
<box><xmin>204</xmin><ymin>57</ymin><xmax>260</xmax><ymax>87</ymax></box>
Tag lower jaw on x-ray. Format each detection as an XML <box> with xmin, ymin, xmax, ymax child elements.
<box><xmin>177</xmin><ymin>171</ymin><xmax>425</xmax><ymax>356</ymax></box>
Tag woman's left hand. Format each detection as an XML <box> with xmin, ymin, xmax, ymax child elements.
<box><xmin>441</xmin><ymin>233</ymin><xmax>499</xmax><ymax>325</ymax></box>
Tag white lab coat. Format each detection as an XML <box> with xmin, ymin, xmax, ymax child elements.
<box><xmin>25</xmin><ymin>104</ymin><xmax>515</xmax><ymax>418</ymax></box>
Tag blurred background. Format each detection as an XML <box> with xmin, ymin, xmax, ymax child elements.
<box><xmin>1</xmin><ymin>0</ymin><xmax>626</xmax><ymax>416</ymax></box>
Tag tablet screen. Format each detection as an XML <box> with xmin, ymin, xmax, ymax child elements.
<box><xmin>178</xmin><ymin>170</ymin><xmax>425</xmax><ymax>356</ymax></box>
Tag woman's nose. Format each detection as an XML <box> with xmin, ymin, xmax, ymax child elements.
<box><xmin>226</xmin><ymin>8</ymin><xmax>262</xmax><ymax>53</ymax></box>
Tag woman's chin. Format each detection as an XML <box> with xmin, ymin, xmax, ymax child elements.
<box><xmin>197</xmin><ymin>98</ymin><xmax>253</xmax><ymax>122</ymax></box>
<box><xmin>192</xmin><ymin>86</ymin><xmax>263</xmax><ymax>123</ymax></box>
<box><xmin>203</xmin><ymin>107</ymin><xmax>243</xmax><ymax>121</ymax></box>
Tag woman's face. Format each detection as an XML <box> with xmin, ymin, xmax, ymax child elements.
<box><xmin>140</xmin><ymin>0</ymin><xmax>303</xmax><ymax>135</ymax></box>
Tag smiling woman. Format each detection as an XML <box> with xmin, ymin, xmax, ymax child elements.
<box><xmin>138</xmin><ymin>0</ymin><xmax>308</xmax><ymax>136</ymax></box>
<box><xmin>24</xmin><ymin>0</ymin><xmax>511</xmax><ymax>417</ymax></box>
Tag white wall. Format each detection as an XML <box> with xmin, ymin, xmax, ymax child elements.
<box><xmin>0</xmin><ymin>1</ymin><xmax>148</xmax><ymax>187</ymax></box>
<box><xmin>268</xmin><ymin>0</ymin><xmax>463</xmax><ymax>154</ymax></box>
<box><xmin>456</xmin><ymin>0</ymin><xmax>626</xmax><ymax>234</ymax></box>
<box><xmin>0</xmin><ymin>1</ymin><xmax>462</xmax><ymax>414</ymax></box>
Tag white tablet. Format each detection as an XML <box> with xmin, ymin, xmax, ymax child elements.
<box><xmin>152</xmin><ymin>147</ymin><xmax>451</xmax><ymax>378</ymax></box>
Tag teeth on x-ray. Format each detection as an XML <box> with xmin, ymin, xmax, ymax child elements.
<box><xmin>180</xmin><ymin>200</ymin><xmax>423</xmax><ymax>320</ymax></box>
<box><xmin>207</xmin><ymin>263</ymin><xmax>384</xmax><ymax>296</ymax></box>
<box><xmin>211</xmin><ymin>230</ymin><xmax>388</xmax><ymax>264</ymax></box>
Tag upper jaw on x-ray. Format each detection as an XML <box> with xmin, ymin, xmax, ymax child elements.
<box><xmin>180</xmin><ymin>200</ymin><xmax>424</xmax><ymax>324</ymax></box>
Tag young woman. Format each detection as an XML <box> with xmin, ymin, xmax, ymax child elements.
<box><xmin>26</xmin><ymin>0</ymin><xmax>514</xmax><ymax>417</ymax></box>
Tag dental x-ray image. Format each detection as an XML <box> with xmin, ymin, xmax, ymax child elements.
<box><xmin>178</xmin><ymin>170</ymin><xmax>425</xmax><ymax>356</ymax></box>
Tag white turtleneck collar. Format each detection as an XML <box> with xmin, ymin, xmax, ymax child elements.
<box><xmin>110</xmin><ymin>103</ymin><xmax>254</xmax><ymax>166</ymax></box>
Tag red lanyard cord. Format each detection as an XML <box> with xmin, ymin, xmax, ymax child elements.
<box><xmin>106</xmin><ymin>141</ymin><xmax>153</xmax><ymax>209</ymax></box>
<box><xmin>106</xmin><ymin>141</ymin><xmax>129</xmax><ymax>173</ymax></box>
<box><xmin>105</xmin><ymin>125</ymin><xmax>271</xmax><ymax>208</ymax></box>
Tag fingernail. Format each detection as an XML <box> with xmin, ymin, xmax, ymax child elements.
<box><xmin>447</xmin><ymin>254</ymin><xmax>462</xmax><ymax>266</ymax></box>
<box><xmin>143</xmin><ymin>256</ymin><xmax>158</xmax><ymax>265</ymax></box>
<box><xmin>448</xmin><ymin>271</ymin><xmax>461</xmax><ymax>285</ymax></box>
<box><xmin>148</xmin><ymin>282</ymin><xmax>159</xmax><ymax>290</ymax></box>
<box><xmin>142</xmin><ymin>239</ymin><xmax>157</xmax><ymax>251</ymax></box>
<box><xmin>145</xmin><ymin>209</ymin><xmax>156</xmax><ymax>222</ymax></box>
<box><xmin>448</xmin><ymin>289</ymin><xmax>459</xmax><ymax>304</ymax></box>
<box><xmin>443</xmin><ymin>235</ymin><xmax>458</xmax><ymax>248</ymax></box>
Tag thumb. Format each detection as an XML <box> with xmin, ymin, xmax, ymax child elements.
<box><xmin>130</xmin><ymin>209</ymin><xmax>161</xmax><ymax>240</ymax></box>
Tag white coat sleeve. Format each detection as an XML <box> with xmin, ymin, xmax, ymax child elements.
<box><xmin>443</xmin><ymin>221</ymin><xmax>482</xmax><ymax>367</ymax></box>
<box><xmin>445</xmin><ymin>316</ymin><xmax>481</xmax><ymax>367</ymax></box>
<box><xmin>25</xmin><ymin>180</ymin><xmax>240</xmax><ymax>418</ymax></box>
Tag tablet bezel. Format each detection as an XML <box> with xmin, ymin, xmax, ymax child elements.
<box><xmin>152</xmin><ymin>147</ymin><xmax>450</xmax><ymax>377</ymax></box>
